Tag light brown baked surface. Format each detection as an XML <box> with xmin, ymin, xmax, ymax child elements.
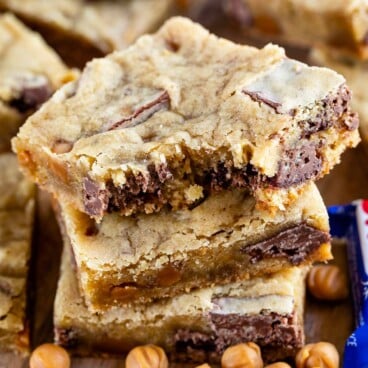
<box><xmin>0</xmin><ymin>13</ymin><xmax>73</xmax><ymax>151</ymax></box>
<box><xmin>13</xmin><ymin>17</ymin><xmax>359</xmax><ymax>220</ymax></box>
<box><xmin>0</xmin><ymin>0</ymin><xmax>173</xmax><ymax>67</ymax></box>
<box><xmin>54</xmin><ymin>240</ymin><xmax>306</xmax><ymax>363</ymax></box>
<box><xmin>310</xmin><ymin>47</ymin><xmax>368</xmax><ymax>143</ymax></box>
<box><xmin>228</xmin><ymin>0</ymin><xmax>368</xmax><ymax>59</ymax></box>
<box><xmin>58</xmin><ymin>182</ymin><xmax>331</xmax><ymax>309</ymax></box>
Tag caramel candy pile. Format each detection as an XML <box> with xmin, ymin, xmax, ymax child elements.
<box><xmin>307</xmin><ymin>265</ymin><xmax>349</xmax><ymax>300</ymax></box>
<box><xmin>125</xmin><ymin>344</ymin><xmax>169</xmax><ymax>368</ymax></box>
<box><xmin>121</xmin><ymin>341</ymin><xmax>340</xmax><ymax>368</ymax></box>
<box><xmin>29</xmin><ymin>343</ymin><xmax>70</xmax><ymax>368</ymax></box>
<box><xmin>221</xmin><ymin>342</ymin><xmax>263</xmax><ymax>368</ymax></box>
<box><xmin>295</xmin><ymin>342</ymin><xmax>339</xmax><ymax>368</ymax></box>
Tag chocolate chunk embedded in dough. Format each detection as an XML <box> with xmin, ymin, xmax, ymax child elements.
<box><xmin>242</xmin><ymin>223</ymin><xmax>330</xmax><ymax>265</ymax></box>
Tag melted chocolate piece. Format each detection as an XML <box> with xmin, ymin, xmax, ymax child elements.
<box><xmin>270</xmin><ymin>141</ymin><xmax>322</xmax><ymax>188</ymax></box>
<box><xmin>55</xmin><ymin>327</ymin><xmax>79</xmax><ymax>348</ymax></box>
<box><xmin>82</xmin><ymin>177</ymin><xmax>108</xmax><ymax>217</ymax></box>
<box><xmin>105</xmin><ymin>163</ymin><xmax>172</xmax><ymax>214</ymax></box>
<box><xmin>241</xmin><ymin>223</ymin><xmax>330</xmax><ymax>265</ymax></box>
<box><xmin>174</xmin><ymin>311</ymin><xmax>302</xmax><ymax>359</ymax></box>
<box><xmin>10</xmin><ymin>81</ymin><xmax>52</xmax><ymax>113</ymax></box>
<box><xmin>103</xmin><ymin>91</ymin><xmax>170</xmax><ymax>131</ymax></box>
<box><xmin>299</xmin><ymin>85</ymin><xmax>356</xmax><ymax>137</ymax></box>
<box><xmin>225</xmin><ymin>0</ymin><xmax>253</xmax><ymax>26</ymax></box>
<box><xmin>242</xmin><ymin>90</ymin><xmax>283</xmax><ymax>113</ymax></box>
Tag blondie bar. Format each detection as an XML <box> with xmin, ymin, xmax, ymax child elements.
<box><xmin>54</xmin><ymin>243</ymin><xmax>306</xmax><ymax>363</ymax></box>
<box><xmin>0</xmin><ymin>153</ymin><xmax>35</xmax><ymax>354</ymax></box>
<box><xmin>0</xmin><ymin>13</ymin><xmax>74</xmax><ymax>151</ymax></box>
<box><xmin>58</xmin><ymin>182</ymin><xmax>330</xmax><ymax>309</ymax></box>
<box><xmin>310</xmin><ymin>48</ymin><xmax>368</xmax><ymax>143</ymax></box>
<box><xmin>0</xmin><ymin>0</ymin><xmax>173</xmax><ymax>67</ymax></box>
<box><xmin>13</xmin><ymin>17</ymin><xmax>359</xmax><ymax>219</ymax></box>
<box><xmin>226</xmin><ymin>0</ymin><xmax>368</xmax><ymax>59</ymax></box>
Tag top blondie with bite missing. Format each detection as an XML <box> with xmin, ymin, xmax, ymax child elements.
<box><xmin>13</xmin><ymin>17</ymin><xmax>359</xmax><ymax>220</ymax></box>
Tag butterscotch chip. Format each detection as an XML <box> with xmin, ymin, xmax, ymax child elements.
<box><xmin>265</xmin><ymin>363</ymin><xmax>291</xmax><ymax>368</ymax></box>
<box><xmin>29</xmin><ymin>343</ymin><xmax>70</xmax><ymax>368</ymax></box>
<box><xmin>307</xmin><ymin>265</ymin><xmax>349</xmax><ymax>300</ymax></box>
<box><xmin>125</xmin><ymin>345</ymin><xmax>168</xmax><ymax>368</ymax></box>
<box><xmin>295</xmin><ymin>342</ymin><xmax>339</xmax><ymax>368</ymax></box>
<box><xmin>221</xmin><ymin>342</ymin><xmax>263</xmax><ymax>368</ymax></box>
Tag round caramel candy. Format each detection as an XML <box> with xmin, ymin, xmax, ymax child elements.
<box><xmin>125</xmin><ymin>344</ymin><xmax>168</xmax><ymax>368</ymax></box>
<box><xmin>221</xmin><ymin>342</ymin><xmax>263</xmax><ymax>368</ymax></box>
<box><xmin>29</xmin><ymin>343</ymin><xmax>70</xmax><ymax>368</ymax></box>
<box><xmin>307</xmin><ymin>265</ymin><xmax>349</xmax><ymax>300</ymax></box>
<box><xmin>295</xmin><ymin>342</ymin><xmax>339</xmax><ymax>368</ymax></box>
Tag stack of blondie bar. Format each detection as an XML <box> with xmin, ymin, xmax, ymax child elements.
<box><xmin>13</xmin><ymin>17</ymin><xmax>360</xmax><ymax>363</ymax></box>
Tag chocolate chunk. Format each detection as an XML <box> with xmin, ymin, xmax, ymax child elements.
<box><xmin>174</xmin><ymin>312</ymin><xmax>302</xmax><ymax>359</ymax></box>
<box><xmin>104</xmin><ymin>164</ymin><xmax>172</xmax><ymax>215</ymax></box>
<box><xmin>174</xmin><ymin>330</ymin><xmax>215</xmax><ymax>352</ymax></box>
<box><xmin>54</xmin><ymin>327</ymin><xmax>79</xmax><ymax>348</ymax></box>
<box><xmin>270</xmin><ymin>141</ymin><xmax>322</xmax><ymax>188</ymax></box>
<box><xmin>0</xmin><ymin>279</ymin><xmax>13</xmax><ymax>296</ymax></box>
<box><xmin>363</xmin><ymin>31</ymin><xmax>368</xmax><ymax>45</ymax></box>
<box><xmin>210</xmin><ymin>312</ymin><xmax>302</xmax><ymax>352</ymax></box>
<box><xmin>10</xmin><ymin>79</ymin><xmax>52</xmax><ymax>113</ymax></box>
<box><xmin>299</xmin><ymin>84</ymin><xmax>355</xmax><ymax>137</ymax></box>
<box><xmin>242</xmin><ymin>90</ymin><xmax>283</xmax><ymax>113</ymax></box>
<box><xmin>241</xmin><ymin>224</ymin><xmax>330</xmax><ymax>265</ymax></box>
<box><xmin>102</xmin><ymin>91</ymin><xmax>170</xmax><ymax>131</ymax></box>
<box><xmin>224</xmin><ymin>0</ymin><xmax>253</xmax><ymax>27</ymax></box>
<box><xmin>344</xmin><ymin>112</ymin><xmax>359</xmax><ymax>131</ymax></box>
<box><xmin>187</xmin><ymin>0</ymin><xmax>226</xmax><ymax>28</ymax></box>
<box><xmin>82</xmin><ymin>177</ymin><xmax>108</xmax><ymax>217</ymax></box>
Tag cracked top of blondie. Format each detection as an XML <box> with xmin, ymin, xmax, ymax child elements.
<box><xmin>13</xmin><ymin>17</ymin><xmax>359</xmax><ymax>217</ymax></box>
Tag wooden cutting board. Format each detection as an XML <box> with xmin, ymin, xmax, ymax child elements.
<box><xmin>2</xmin><ymin>15</ymin><xmax>368</xmax><ymax>368</ymax></box>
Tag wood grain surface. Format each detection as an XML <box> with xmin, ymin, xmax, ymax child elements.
<box><xmin>2</xmin><ymin>13</ymin><xmax>368</xmax><ymax>368</ymax></box>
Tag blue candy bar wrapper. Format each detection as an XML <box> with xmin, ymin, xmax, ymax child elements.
<box><xmin>328</xmin><ymin>201</ymin><xmax>368</xmax><ymax>367</ymax></box>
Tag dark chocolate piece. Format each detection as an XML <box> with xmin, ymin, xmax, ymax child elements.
<box><xmin>82</xmin><ymin>177</ymin><xmax>108</xmax><ymax>217</ymax></box>
<box><xmin>242</xmin><ymin>223</ymin><xmax>330</xmax><ymax>265</ymax></box>
<box><xmin>174</xmin><ymin>311</ymin><xmax>302</xmax><ymax>358</ymax></box>
<box><xmin>102</xmin><ymin>91</ymin><xmax>170</xmax><ymax>131</ymax></box>
<box><xmin>270</xmin><ymin>141</ymin><xmax>322</xmax><ymax>188</ymax></box>
<box><xmin>224</xmin><ymin>0</ymin><xmax>253</xmax><ymax>27</ymax></box>
<box><xmin>54</xmin><ymin>327</ymin><xmax>79</xmax><ymax>348</ymax></box>
<box><xmin>105</xmin><ymin>163</ymin><xmax>172</xmax><ymax>214</ymax></box>
<box><xmin>242</xmin><ymin>90</ymin><xmax>283</xmax><ymax>114</ymax></box>
<box><xmin>10</xmin><ymin>80</ymin><xmax>52</xmax><ymax>113</ymax></box>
